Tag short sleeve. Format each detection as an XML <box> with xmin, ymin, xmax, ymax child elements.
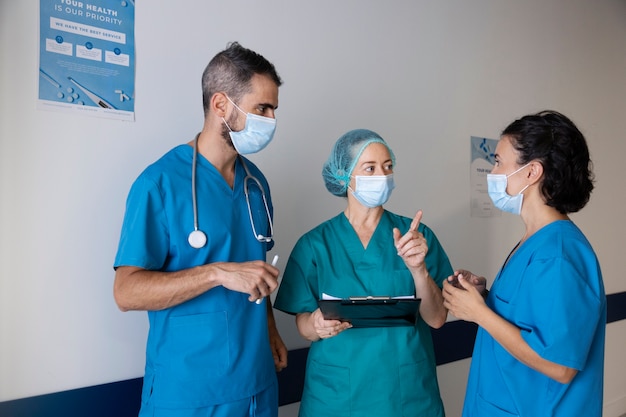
<box><xmin>274</xmin><ymin>234</ymin><xmax>320</xmax><ymax>315</ymax></box>
<box><xmin>519</xmin><ymin>257</ymin><xmax>603</xmax><ymax>370</ymax></box>
<box><xmin>113</xmin><ymin>175</ymin><xmax>170</xmax><ymax>270</ymax></box>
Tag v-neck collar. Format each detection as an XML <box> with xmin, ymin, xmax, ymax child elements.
<box><xmin>338</xmin><ymin>211</ymin><xmax>391</xmax><ymax>261</ymax></box>
<box><xmin>188</xmin><ymin>145</ymin><xmax>245</xmax><ymax>198</ymax></box>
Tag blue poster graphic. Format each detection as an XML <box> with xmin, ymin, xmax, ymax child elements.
<box><xmin>470</xmin><ymin>136</ymin><xmax>499</xmax><ymax>218</ymax></box>
<box><xmin>38</xmin><ymin>0</ymin><xmax>135</xmax><ymax>121</ymax></box>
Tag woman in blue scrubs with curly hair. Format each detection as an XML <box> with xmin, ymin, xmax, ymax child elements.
<box><xmin>275</xmin><ymin>129</ymin><xmax>453</xmax><ymax>417</ymax></box>
<box><xmin>443</xmin><ymin>110</ymin><xmax>606</xmax><ymax>417</ymax></box>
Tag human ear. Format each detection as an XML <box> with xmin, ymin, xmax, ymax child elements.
<box><xmin>211</xmin><ymin>92</ymin><xmax>229</xmax><ymax>118</ymax></box>
<box><xmin>528</xmin><ymin>161</ymin><xmax>544</xmax><ymax>184</ymax></box>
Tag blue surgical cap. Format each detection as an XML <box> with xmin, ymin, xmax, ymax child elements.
<box><xmin>322</xmin><ymin>129</ymin><xmax>396</xmax><ymax>197</ymax></box>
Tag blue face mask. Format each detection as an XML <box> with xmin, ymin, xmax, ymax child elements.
<box><xmin>487</xmin><ymin>163</ymin><xmax>531</xmax><ymax>215</ymax></box>
<box><xmin>223</xmin><ymin>96</ymin><xmax>276</xmax><ymax>154</ymax></box>
<box><xmin>349</xmin><ymin>174</ymin><xmax>395</xmax><ymax>208</ymax></box>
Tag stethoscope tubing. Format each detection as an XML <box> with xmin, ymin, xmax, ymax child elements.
<box><xmin>189</xmin><ymin>133</ymin><xmax>273</xmax><ymax>248</ymax></box>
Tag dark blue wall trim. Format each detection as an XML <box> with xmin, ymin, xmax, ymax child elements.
<box><xmin>276</xmin><ymin>347</ymin><xmax>308</xmax><ymax>406</ymax></box>
<box><xmin>432</xmin><ymin>320</ymin><xmax>479</xmax><ymax>366</ymax></box>
<box><xmin>0</xmin><ymin>379</ymin><xmax>143</xmax><ymax>417</ymax></box>
<box><xmin>607</xmin><ymin>291</ymin><xmax>626</xmax><ymax>324</ymax></box>
<box><xmin>2</xmin><ymin>291</ymin><xmax>624</xmax><ymax>415</ymax></box>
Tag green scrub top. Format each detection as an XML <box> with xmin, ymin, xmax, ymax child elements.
<box><xmin>275</xmin><ymin>210</ymin><xmax>453</xmax><ymax>417</ymax></box>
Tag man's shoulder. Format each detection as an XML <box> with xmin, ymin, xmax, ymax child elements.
<box><xmin>139</xmin><ymin>145</ymin><xmax>190</xmax><ymax>179</ymax></box>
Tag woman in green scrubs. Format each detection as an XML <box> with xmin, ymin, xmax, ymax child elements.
<box><xmin>275</xmin><ymin>129</ymin><xmax>453</xmax><ymax>417</ymax></box>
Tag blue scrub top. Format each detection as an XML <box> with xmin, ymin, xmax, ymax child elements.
<box><xmin>114</xmin><ymin>145</ymin><xmax>276</xmax><ymax>409</ymax></box>
<box><xmin>462</xmin><ymin>220</ymin><xmax>606</xmax><ymax>417</ymax></box>
<box><xmin>275</xmin><ymin>211</ymin><xmax>453</xmax><ymax>417</ymax></box>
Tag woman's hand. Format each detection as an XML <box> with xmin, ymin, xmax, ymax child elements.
<box><xmin>393</xmin><ymin>210</ymin><xmax>447</xmax><ymax>328</ymax></box>
<box><xmin>393</xmin><ymin>210</ymin><xmax>428</xmax><ymax>272</ymax></box>
<box><xmin>296</xmin><ymin>309</ymin><xmax>352</xmax><ymax>341</ymax></box>
<box><xmin>447</xmin><ymin>270</ymin><xmax>488</xmax><ymax>297</ymax></box>
<box><xmin>442</xmin><ymin>272</ymin><xmax>488</xmax><ymax>323</ymax></box>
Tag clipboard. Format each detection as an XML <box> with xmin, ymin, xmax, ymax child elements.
<box><xmin>318</xmin><ymin>296</ymin><xmax>421</xmax><ymax>328</ymax></box>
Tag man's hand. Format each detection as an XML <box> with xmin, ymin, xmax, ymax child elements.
<box><xmin>268</xmin><ymin>324</ymin><xmax>288</xmax><ymax>371</ymax></box>
<box><xmin>216</xmin><ymin>260</ymin><xmax>280</xmax><ymax>302</ymax></box>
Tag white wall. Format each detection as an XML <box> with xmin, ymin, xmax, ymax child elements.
<box><xmin>1</xmin><ymin>1</ymin><xmax>625</xmax><ymax>416</ymax></box>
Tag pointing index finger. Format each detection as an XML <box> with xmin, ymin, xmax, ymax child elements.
<box><xmin>409</xmin><ymin>210</ymin><xmax>423</xmax><ymax>232</ymax></box>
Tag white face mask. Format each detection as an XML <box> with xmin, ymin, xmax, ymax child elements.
<box><xmin>349</xmin><ymin>174</ymin><xmax>395</xmax><ymax>208</ymax></box>
<box><xmin>487</xmin><ymin>163</ymin><xmax>531</xmax><ymax>215</ymax></box>
<box><xmin>223</xmin><ymin>96</ymin><xmax>276</xmax><ymax>155</ymax></box>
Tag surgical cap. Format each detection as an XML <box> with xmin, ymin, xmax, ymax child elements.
<box><xmin>322</xmin><ymin>129</ymin><xmax>396</xmax><ymax>197</ymax></box>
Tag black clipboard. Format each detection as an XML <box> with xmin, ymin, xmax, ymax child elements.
<box><xmin>318</xmin><ymin>297</ymin><xmax>420</xmax><ymax>328</ymax></box>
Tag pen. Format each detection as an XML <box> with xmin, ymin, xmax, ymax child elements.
<box><xmin>256</xmin><ymin>255</ymin><xmax>279</xmax><ymax>304</ymax></box>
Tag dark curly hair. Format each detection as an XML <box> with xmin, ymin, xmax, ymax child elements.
<box><xmin>501</xmin><ymin>110</ymin><xmax>595</xmax><ymax>214</ymax></box>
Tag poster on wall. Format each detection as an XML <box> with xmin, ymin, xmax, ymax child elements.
<box><xmin>38</xmin><ymin>0</ymin><xmax>135</xmax><ymax>121</ymax></box>
<box><xmin>470</xmin><ymin>136</ymin><xmax>499</xmax><ymax>218</ymax></box>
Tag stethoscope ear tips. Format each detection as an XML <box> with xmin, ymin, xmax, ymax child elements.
<box><xmin>188</xmin><ymin>230</ymin><xmax>207</xmax><ymax>249</ymax></box>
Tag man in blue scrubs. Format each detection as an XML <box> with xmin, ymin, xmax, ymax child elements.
<box><xmin>113</xmin><ymin>42</ymin><xmax>287</xmax><ymax>417</ymax></box>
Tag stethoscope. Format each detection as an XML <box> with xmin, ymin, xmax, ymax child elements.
<box><xmin>188</xmin><ymin>133</ymin><xmax>274</xmax><ymax>249</ymax></box>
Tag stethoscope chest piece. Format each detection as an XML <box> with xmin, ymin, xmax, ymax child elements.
<box><xmin>188</xmin><ymin>229</ymin><xmax>207</xmax><ymax>249</ymax></box>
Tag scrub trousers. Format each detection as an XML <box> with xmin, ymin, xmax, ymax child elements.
<box><xmin>138</xmin><ymin>380</ymin><xmax>278</xmax><ymax>417</ymax></box>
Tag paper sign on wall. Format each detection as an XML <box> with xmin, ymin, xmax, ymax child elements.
<box><xmin>38</xmin><ymin>0</ymin><xmax>136</xmax><ymax>121</ymax></box>
<box><xmin>470</xmin><ymin>136</ymin><xmax>499</xmax><ymax>218</ymax></box>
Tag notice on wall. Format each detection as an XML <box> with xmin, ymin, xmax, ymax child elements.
<box><xmin>470</xmin><ymin>136</ymin><xmax>499</xmax><ymax>218</ymax></box>
<box><xmin>38</xmin><ymin>0</ymin><xmax>135</xmax><ymax>121</ymax></box>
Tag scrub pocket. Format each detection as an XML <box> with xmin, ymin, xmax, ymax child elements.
<box><xmin>302</xmin><ymin>359</ymin><xmax>350</xmax><ymax>416</ymax></box>
<box><xmin>475</xmin><ymin>392</ymin><xmax>519</xmax><ymax>417</ymax></box>
<box><xmin>164</xmin><ymin>311</ymin><xmax>230</xmax><ymax>379</ymax></box>
<box><xmin>150</xmin><ymin>311</ymin><xmax>231</xmax><ymax>407</ymax></box>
